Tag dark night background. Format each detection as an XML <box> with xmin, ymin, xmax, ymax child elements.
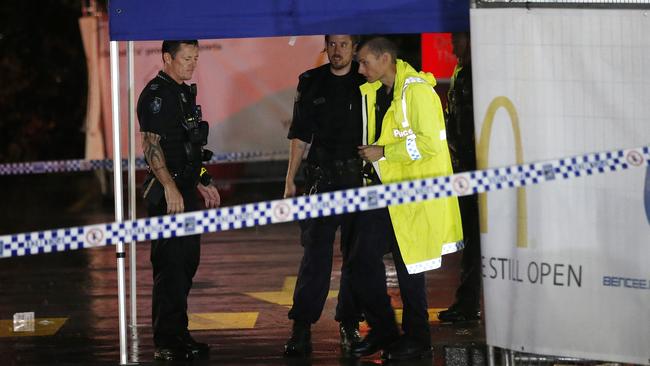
<box><xmin>0</xmin><ymin>0</ymin><xmax>92</xmax><ymax>163</ymax></box>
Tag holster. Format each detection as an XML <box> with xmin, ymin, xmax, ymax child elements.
<box><xmin>141</xmin><ymin>166</ymin><xmax>198</xmax><ymax>206</ymax></box>
<box><xmin>304</xmin><ymin>158</ymin><xmax>363</xmax><ymax>193</ymax></box>
<box><xmin>142</xmin><ymin>174</ymin><xmax>164</xmax><ymax>206</ymax></box>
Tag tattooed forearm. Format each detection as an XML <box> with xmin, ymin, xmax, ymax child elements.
<box><xmin>142</xmin><ymin>132</ymin><xmax>175</xmax><ymax>187</ymax></box>
<box><xmin>142</xmin><ymin>132</ymin><xmax>167</xmax><ymax>171</ymax></box>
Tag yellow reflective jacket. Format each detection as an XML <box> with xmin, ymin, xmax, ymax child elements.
<box><xmin>361</xmin><ymin>59</ymin><xmax>463</xmax><ymax>274</ymax></box>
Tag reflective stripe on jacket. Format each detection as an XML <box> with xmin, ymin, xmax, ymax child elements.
<box><xmin>360</xmin><ymin>59</ymin><xmax>464</xmax><ymax>274</ymax></box>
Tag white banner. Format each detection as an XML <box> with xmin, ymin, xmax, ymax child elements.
<box><xmin>82</xmin><ymin>16</ymin><xmax>327</xmax><ymax>159</ymax></box>
<box><xmin>472</xmin><ymin>8</ymin><xmax>650</xmax><ymax>365</ymax></box>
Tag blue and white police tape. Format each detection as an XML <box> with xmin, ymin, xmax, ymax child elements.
<box><xmin>0</xmin><ymin>150</ymin><xmax>289</xmax><ymax>176</ymax></box>
<box><xmin>1</xmin><ymin>145</ymin><xmax>648</xmax><ymax>259</ymax></box>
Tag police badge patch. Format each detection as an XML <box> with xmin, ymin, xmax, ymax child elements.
<box><xmin>150</xmin><ymin>97</ymin><xmax>162</xmax><ymax>114</ymax></box>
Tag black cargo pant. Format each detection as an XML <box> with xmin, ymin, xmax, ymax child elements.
<box><xmin>348</xmin><ymin>208</ymin><xmax>430</xmax><ymax>345</ymax></box>
<box><xmin>148</xmin><ymin>185</ymin><xmax>200</xmax><ymax>347</ymax></box>
<box><xmin>453</xmin><ymin>194</ymin><xmax>481</xmax><ymax>311</ymax></box>
<box><xmin>288</xmin><ymin>181</ymin><xmax>362</xmax><ymax>325</ymax></box>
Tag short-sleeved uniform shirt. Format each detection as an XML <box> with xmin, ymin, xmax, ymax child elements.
<box><xmin>137</xmin><ymin>71</ymin><xmax>196</xmax><ymax>175</ymax></box>
<box><xmin>288</xmin><ymin>62</ymin><xmax>365</xmax><ymax>163</ymax></box>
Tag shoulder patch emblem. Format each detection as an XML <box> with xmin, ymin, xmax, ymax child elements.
<box><xmin>150</xmin><ymin>97</ymin><xmax>162</xmax><ymax>114</ymax></box>
<box><xmin>149</xmin><ymin>83</ymin><xmax>159</xmax><ymax>91</ymax></box>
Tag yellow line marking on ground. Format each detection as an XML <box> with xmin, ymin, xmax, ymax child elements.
<box><xmin>394</xmin><ymin>308</ymin><xmax>446</xmax><ymax>323</ymax></box>
<box><xmin>0</xmin><ymin>317</ymin><xmax>68</xmax><ymax>337</ymax></box>
<box><xmin>188</xmin><ymin>312</ymin><xmax>258</xmax><ymax>330</ymax></box>
<box><xmin>244</xmin><ymin>276</ymin><xmax>337</xmax><ymax>306</ymax></box>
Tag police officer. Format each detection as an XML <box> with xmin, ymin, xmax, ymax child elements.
<box><xmin>352</xmin><ymin>37</ymin><xmax>463</xmax><ymax>361</ymax></box>
<box><xmin>438</xmin><ymin>32</ymin><xmax>482</xmax><ymax>324</ymax></box>
<box><xmin>283</xmin><ymin>34</ymin><xmax>365</xmax><ymax>357</ymax></box>
<box><xmin>137</xmin><ymin>40</ymin><xmax>221</xmax><ymax>361</ymax></box>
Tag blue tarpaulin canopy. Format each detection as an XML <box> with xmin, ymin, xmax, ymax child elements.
<box><xmin>108</xmin><ymin>0</ymin><xmax>469</xmax><ymax>41</ymax></box>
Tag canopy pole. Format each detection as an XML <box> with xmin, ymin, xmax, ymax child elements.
<box><xmin>126</xmin><ymin>40</ymin><xmax>140</xmax><ymax>362</ymax></box>
<box><xmin>109</xmin><ymin>40</ymin><xmax>129</xmax><ymax>366</ymax></box>
<box><xmin>487</xmin><ymin>345</ymin><xmax>496</xmax><ymax>366</ymax></box>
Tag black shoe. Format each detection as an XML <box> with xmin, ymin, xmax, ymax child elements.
<box><xmin>437</xmin><ymin>304</ymin><xmax>481</xmax><ymax>323</ymax></box>
<box><xmin>339</xmin><ymin>321</ymin><xmax>362</xmax><ymax>354</ymax></box>
<box><xmin>284</xmin><ymin>321</ymin><xmax>312</xmax><ymax>357</ymax></box>
<box><xmin>154</xmin><ymin>346</ymin><xmax>192</xmax><ymax>361</ymax></box>
<box><xmin>180</xmin><ymin>332</ymin><xmax>210</xmax><ymax>358</ymax></box>
<box><xmin>350</xmin><ymin>331</ymin><xmax>398</xmax><ymax>358</ymax></box>
<box><xmin>381</xmin><ymin>337</ymin><xmax>432</xmax><ymax>361</ymax></box>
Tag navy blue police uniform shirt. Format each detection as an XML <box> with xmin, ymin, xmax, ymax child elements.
<box><xmin>288</xmin><ymin>62</ymin><xmax>365</xmax><ymax>162</ymax></box>
<box><xmin>137</xmin><ymin>71</ymin><xmax>195</xmax><ymax>175</ymax></box>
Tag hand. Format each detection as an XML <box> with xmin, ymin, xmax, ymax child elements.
<box><xmin>284</xmin><ymin>180</ymin><xmax>296</xmax><ymax>198</ymax></box>
<box><xmin>358</xmin><ymin>145</ymin><xmax>384</xmax><ymax>163</ymax></box>
<box><xmin>163</xmin><ymin>184</ymin><xmax>184</xmax><ymax>214</ymax></box>
<box><xmin>197</xmin><ymin>183</ymin><xmax>221</xmax><ymax>209</ymax></box>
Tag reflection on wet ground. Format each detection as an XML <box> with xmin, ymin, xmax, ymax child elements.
<box><xmin>0</xmin><ymin>175</ymin><xmax>484</xmax><ymax>365</ymax></box>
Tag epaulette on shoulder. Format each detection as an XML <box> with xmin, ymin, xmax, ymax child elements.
<box><xmin>300</xmin><ymin>64</ymin><xmax>329</xmax><ymax>80</ymax></box>
<box><xmin>299</xmin><ymin>70</ymin><xmax>312</xmax><ymax>80</ymax></box>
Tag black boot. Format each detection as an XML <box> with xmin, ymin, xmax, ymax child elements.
<box><xmin>339</xmin><ymin>321</ymin><xmax>362</xmax><ymax>355</ymax></box>
<box><xmin>381</xmin><ymin>336</ymin><xmax>432</xmax><ymax>361</ymax></box>
<box><xmin>437</xmin><ymin>303</ymin><xmax>481</xmax><ymax>323</ymax></box>
<box><xmin>153</xmin><ymin>346</ymin><xmax>192</xmax><ymax>361</ymax></box>
<box><xmin>350</xmin><ymin>330</ymin><xmax>398</xmax><ymax>358</ymax></box>
<box><xmin>180</xmin><ymin>332</ymin><xmax>210</xmax><ymax>358</ymax></box>
<box><xmin>284</xmin><ymin>321</ymin><xmax>312</xmax><ymax>357</ymax></box>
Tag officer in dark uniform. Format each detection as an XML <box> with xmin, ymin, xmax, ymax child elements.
<box><xmin>283</xmin><ymin>35</ymin><xmax>365</xmax><ymax>357</ymax></box>
<box><xmin>438</xmin><ymin>32</ymin><xmax>482</xmax><ymax>323</ymax></box>
<box><xmin>137</xmin><ymin>40</ymin><xmax>221</xmax><ymax>361</ymax></box>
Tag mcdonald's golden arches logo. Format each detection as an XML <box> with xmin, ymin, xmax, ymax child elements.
<box><xmin>477</xmin><ymin>96</ymin><xmax>528</xmax><ymax>248</ymax></box>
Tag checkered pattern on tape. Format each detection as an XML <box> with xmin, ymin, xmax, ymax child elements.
<box><xmin>0</xmin><ymin>151</ymin><xmax>289</xmax><ymax>176</ymax></box>
<box><xmin>470</xmin><ymin>164</ymin><xmax>542</xmax><ymax>193</ymax></box>
<box><xmin>379</xmin><ymin>177</ymin><xmax>454</xmax><ymax>206</ymax></box>
<box><xmin>1</xmin><ymin>145</ymin><xmax>648</xmax><ymax>259</ymax></box>
<box><xmin>554</xmin><ymin>150</ymin><xmax>626</xmax><ymax>180</ymax></box>
<box><xmin>0</xmin><ymin>158</ymin><xmax>125</xmax><ymax>176</ymax></box>
<box><xmin>105</xmin><ymin>215</ymin><xmax>183</xmax><ymax>244</ymax></box>
<box><xmin>196</xmin><ymin>202</ymin><xmax>274</xmax><ymax>231</ymax></box>
<box><xmin>292</xmin><ymin>188</ymin><xmax>367</xmax><ymax>220</ymax></box>
<box><xmin>207</xmin><ymin>150</ymin><xmax>287</xmax><ymax>164</ymax></box>
<box><xmin>1</xmin><ymin>227</ymin><xmax>87</xmax><ymax>257</ymax></box>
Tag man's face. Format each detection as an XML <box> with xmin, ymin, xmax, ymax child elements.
<box><xmin>326</xmin><ymin>35</ymin><xmax>355</xmax><ymax>71</ymax></box>
<box><xmin>164</xmin><ymin>44</ymin><xmax>199</xmax><ymax>82</ymax></box>
<box><xmin>357</xmin><ymin>46</ymin><xmax>386</xmax><ymax>83</ymax></box>
<box><xmin>451</xmin><ymin>33</ymin><xmax>469</xmax><ymax>60</ymax></box>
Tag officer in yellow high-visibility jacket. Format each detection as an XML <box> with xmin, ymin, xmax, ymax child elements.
<box><xmin>349</xmin><ymin>37</ymin><xmax>463</xmax><ymax>361</ymax></box>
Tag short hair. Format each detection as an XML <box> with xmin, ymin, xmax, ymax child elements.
<box><xmin>161</xmin><ymin>40</ymin><xmax>199</xmax><ymax>60</ymax></box>
<box><xmin>324</xmin><ymin>34</ymin><xmax>360</xmax><ymax>46</ymax></box>
<box><xmin>359</xmin><ymin>37</ymin><xmax>397</xmax><ymax>63</ymax></box>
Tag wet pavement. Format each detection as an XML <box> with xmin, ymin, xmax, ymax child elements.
<box><xmin>0</xmin><ymin>174</ymin><xmax>485</xmax><ymax>365</ymax></box>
